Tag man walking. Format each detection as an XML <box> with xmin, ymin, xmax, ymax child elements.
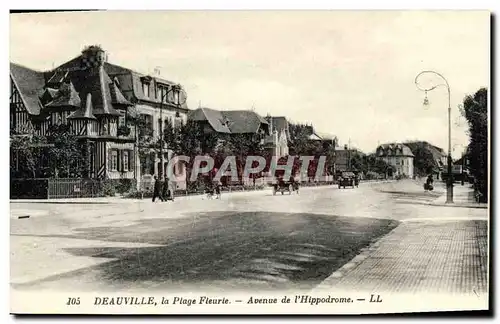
<box><xmin>152</xmin><ymin>175</ymin><xmax>164</xmax><ymax>202</ymax></box>
<box><xmin>163</xmin><ymin>176</ymin><xmax>175</xmax><ymax>201</ymax></box>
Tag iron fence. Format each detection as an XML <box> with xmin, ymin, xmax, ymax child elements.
<box><xmin>10</xmin><ymin>178</ymin><xmax>103</xmax><ymax>199</ymax></box>
<box><xmin>47</xmin><ymin>178</ymin><xmax>103</xmax><ymax>199</ymax></box>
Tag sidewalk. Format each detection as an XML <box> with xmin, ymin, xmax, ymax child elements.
<box><xmin>10</xmin><ymin>180</ymin><xmax>392</xmax><ymax>205</ymax></box>
<box><xmin>313</xmin><ymin>218</ymin><xmax>488</xmax><ymax>295</ymax></box>
<box><xmin>428</xmin><ymin>184</ymin><xmax>488</xmax><ymax>209</ymax></box>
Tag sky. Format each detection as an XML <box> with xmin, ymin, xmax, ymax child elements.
<box><xmin>9</xmin><ymin>11</ymin><xmax>490</xmax><ymax>158</ymax></box>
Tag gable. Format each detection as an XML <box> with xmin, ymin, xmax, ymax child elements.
<box><xmin>10</xmin><ymin>63</ymin><xmax>45</xmax><ymax>115</ymax></box>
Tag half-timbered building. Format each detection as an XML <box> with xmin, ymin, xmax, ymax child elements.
<box><xmin>10</xmin><ymin>45</ymin><xmax>189</xmax><ymax>190</ymax></box>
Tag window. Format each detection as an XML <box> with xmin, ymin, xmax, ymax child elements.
<box><xmin>122</xmin><ymin>151</ymin><xmax>129</xmax><ymax>172</ymax></box>
<box><xmin>142</xmin><ymin>82</ymin><xmax>150</xmax><ymax>97</ymax></box>
<box><xmin>139</xmin><ymin>114</ymin><xmax>153</xmax><ymax>137</ymax></box>
<box><xmin>111</xmin><ymin>150</ymin><xmax>118</xmax><ymax>171</ymax></box>
<box><xmin>102</xmin><ymin>123</ymin><xmax>108</xmax><ymax>135</ymax></box>
<box><xmin>118</xmin><ymin>111</ymin><xmax>126</xmax><ymax>127</ymax></box>
<box><xmin>162</xmin><ymin>86</ymin><xmax>168</xmax><ymax>103</ymax></box>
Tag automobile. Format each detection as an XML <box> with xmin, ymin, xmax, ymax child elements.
<box><xmin>338</xmin><ymin>172</ymin><xmax>356</xmax><ymax>189</ymax></box>
<box><xmin>272</xmin><ymin>178</ymin><xmax>299</xmax><ymax>195</ymax></box>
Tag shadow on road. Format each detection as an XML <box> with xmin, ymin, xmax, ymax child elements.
<box><xmin>21</xmin><ymin>211</ymin><xmax>399</xmax><ymax>291</ymax></box>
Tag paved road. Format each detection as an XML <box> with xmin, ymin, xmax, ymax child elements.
<box><xmin>10</xmin><ymin>180</ymin><xmax>488</xmax><ymax>294</ymax></box>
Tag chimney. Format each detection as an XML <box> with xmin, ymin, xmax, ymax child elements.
<box><xmin>81</xmin><ymin>45</ymin><xmax>107</xmax><ymax>69</ymax></box>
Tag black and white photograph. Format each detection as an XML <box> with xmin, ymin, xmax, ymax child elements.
<box><xmin>8</xmin><ymin>10</ymin><xmax>490</xmax><ymax>315</ymax></box>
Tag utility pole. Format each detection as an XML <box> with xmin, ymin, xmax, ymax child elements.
<box><xmin>159</xmin><ymin>86</ymin><xmax>164</xmax><ymax>178</ymax></box>
<box><xmin>348</xmin><ymin>138</ymin><xmax>351</xmax><ymax>170</ymax></box>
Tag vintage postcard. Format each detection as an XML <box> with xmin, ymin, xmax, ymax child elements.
<box><xmin>9</xmin><ymin>10</ymin><xmax>490</xmax><ymax>315</ymax></box>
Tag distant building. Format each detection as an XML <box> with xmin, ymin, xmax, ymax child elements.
<box><xmin>187</xmin><ymin>106</ymin><xmax>272</xmax><ymax>160</ymax></box>
<box><xmin>404</xmin><ymin>141</ymin><xmax>447</xmax><ymax>179</ymax></box>
<box><xmin>188</xmin><ymin>107</ymin><xmax>270</xmax><ymax>137</ymax></box>
<box><xmin>376</xmin><ymin>143</ymin><xmax>415</xmax><ymax>178</ymax></box>
<box><xmin>263</xmin><ymin>116</ymin><xmax>290</xmax><ymax>158</ymax></box>
<box><xmin>335</xmin><ymin>145</ymin><xmax>364</xmax><ymax>173</ymax></box>
<box><xmin>187</xmin><ymin>107</ymin><xmax>272</xmax><ymax>182</ymax></box>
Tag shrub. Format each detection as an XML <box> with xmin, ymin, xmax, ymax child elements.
<box><xmin>116</xmin><ymin>179</ymin><xmax>135</xmax><ymax>194</ymax></box>
<box><xmin>365</xmin><ymin>171</ymin><xmax>379</xmax><ymax>180</ymax></box>
<box><xmin>101</xmin><ymin>181</ymin><xmax>117</xmax><ymax>197</ymax></box>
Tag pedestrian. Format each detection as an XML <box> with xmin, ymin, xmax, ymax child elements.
<box><xmin>215</xmin><ymin>181</ymin><xmax>221</xmax><ymax>199</ymax></box>
<box><xmin>162</xmin><ymin>176</ymin><xmax>172</xmax><ymax>201</ymax></box>
<box><xmin>152</xmin><ymin>175</ymin><xmax>164</xmax><ymax>202</ymax></box>
<box><xmin>425</xmin><ymin>174</ymin><xmax>434</xmax><ymax>191</ymax></box>
<box><xmin>168</xmin><ymin>177</ymin><xmax>175</xmax><ymax>201</ymax></box>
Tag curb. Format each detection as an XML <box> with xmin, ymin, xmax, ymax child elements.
<box><xmin>10</xmin><ymin>180</ymin><xmax>394</xmax><ymax>204</ymax></box>
<box><xmin>425</xmin><ymin>202</ymin><xmax>488</xmax><ymax>209</ymax></box>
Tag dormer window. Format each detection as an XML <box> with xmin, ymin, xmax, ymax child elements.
<box><xmin>140</xmin><ymin>76</ymin><xmax>152</xmax><ymax>98</ymax></box>
<box><xmin>158</xmin><ymin>85</ymin><xmax>167</xmax><ymax>103</ymax></box>
<box><xmin>142</xmin><ymin>82</ymin><xmax>150</xmax><ymax>97</ymax></box>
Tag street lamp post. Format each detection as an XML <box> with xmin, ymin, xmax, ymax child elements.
<box><xmin>158</xmin><ymin>84</ymin><xmax>185</xmax><ymax>178</ymax></box>
<box><xmin>415</xmin><ymin>70</ymin><xmax>453</xmax><ymax>203</ymax></box>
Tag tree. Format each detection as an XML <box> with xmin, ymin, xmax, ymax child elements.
<box><xmin>46</xmin><ymin>124</ymin><xmax>88</xmax><ymax>178</ymax></box>
<box><xmin>462</xmin><ymin>87</ymin><xmax>488</xmax><ymax>202</ymax></box>
<box><xmin>410</xmin><ymin>142</ymin><xmax>438</xmax><ymax>176</ymax></box>
<box><xmin>350</xmin><ymin>153</ymin><xmax>365</xmax><ymax>173</ymax></box>
<box><xmin>223</xmin><ymin>133</ymin><xmax>267</xmax><ymax>181</ymax></box>
<box><xmin>10</xmin><ymin>123</ymin><xmax>87</xmax><ymax>179</ymax></box>
<box><xmin>288</xmin><ymin>122</ymin><xmax>336</xmax><ymax>178</ymax></box>
<box><xmin>10</xmin><ymin>133</ymin><xmax>46</xmax><ymax>178</ymax></box>
<box><xmin>288</xmin><ymin>123</ymin><xmax>323</xmax><ymax>156</ymax></box>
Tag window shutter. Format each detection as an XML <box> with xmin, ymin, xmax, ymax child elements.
<box><xmin>128</xmin><ymin>150</ymin><xmax>134</xmax><ymax>171</ymax></box>
<box><xmin>108</xmin><ymin>150</ymin><xmax>113</xmax><ymax>171</ymax></box>
<box><xmin>118</xmin><ymin>150</ymin><xmax>123</xmax><ymax>172</ymax></box>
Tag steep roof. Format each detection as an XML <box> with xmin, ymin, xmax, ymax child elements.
<box><xmin>188</xmin><ymin>107</ymin><xmax>269</xmax><ymax>134</ymax></box>
<box><xmin>45</xmin><ymin>81</ymin><xmax>81</xmax><ymax>109</ymax></box>
<box><xmin>71</xmin><ymin>65</ymin><xmax>122</xmax><ymax>116</ymax></box>
<box><xmin>222</xmin><ymin>110</ymin><xmax>269</xmax><ymax>133</ymax></box>
<box><xmin>188</xmin><ymin>107</ymin><xmax>231</xmax><ymax>133</ymax></box>
<box><xmin>10</xmin><ymin>63</ymin><xmax>46</xmax><ymax>115</ymax></box>
<box><xmin>68</xmin><ymin>93</ymin><xmax>96</xmax><ymax>120</ymax></box>
<box><xmin>308</xmin><ymin>132</ymin><xmax>323</xmax><ymax>141</ymax></box>
<box><xmin>11</xmin><ymin>53</ymin><xmax>133</xmax><ymax>117</ymax></box>
<box><xmin>104</xmin><ymin>62</ymin><xmax>189</xmax><ymax>110</ymax></box>
<box><xmin>377</xmin><ymin>143</ymin><xmax>414</xmax><ymax>157</ymax></box>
